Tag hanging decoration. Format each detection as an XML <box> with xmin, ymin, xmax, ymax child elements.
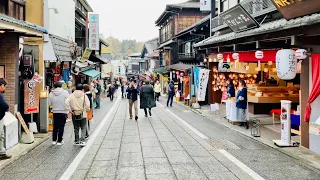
<box><xmin>217</xmin><ymin>53</ymin><xmax>223</xmax><ymax>60</ymax></box>
<box><xmin>232</xmin><ymin>53</ymin><xmax>239</xmax><ymax>60</ymax></box>
<box><xmin>295</xmin><ymin>49</ymin><xmax>307</xmax><ymax>60</ymax></box>
<box><xmin>255</xmin><ymin>50</ymin><xmax>263</xmax><ymax>71</ymax></box>
<box><xmin>276</xmin><ymin>49</ymin><xmax>297</xmax><ymax>80</ymax></box>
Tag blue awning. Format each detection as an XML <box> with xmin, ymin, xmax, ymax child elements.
<box><xmin>81</xmin><ymin>69</ymin><xmax>101</xmax><ymax>79</ymax></box>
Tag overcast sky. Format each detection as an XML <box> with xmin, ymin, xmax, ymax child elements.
<box><xmin>87</xmin><ymin>0</ymin><xmax>185</xmax><ymax>42</ymax></box>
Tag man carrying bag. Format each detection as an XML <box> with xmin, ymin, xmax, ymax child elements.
<box><xmin>65</xmin><ymin>84</ymin><xmax>90</xmax><ymax>146</ymax></box>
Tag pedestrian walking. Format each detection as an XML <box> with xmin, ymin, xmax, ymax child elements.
<box><xmin>65</xmin><ymin>84</ymin><xmax>90</xmax><ymax>146</ymax></box>
<box><xmin>83</xmin><ymin>84</ymin><xmax>93</xmax><ymax>140</ymax></box>
<box><xmin>154</xmin><ymin>80</ymin><xmax>161</xmax><ymax>101</ymax></box>
<box><xmin>0</xmin><ymin>79</ymin><xmax>11</xmax><ymax>160</ymax></box>
<box><xmin>49</xmin><ymin>82</ymin><xmax>69</xmax><ymax>146</ymax></box>
<box><xmin>94</xmin><ymin>80</ymin><xmax>101</xmax><ymax>109</ymax></box>
<box><xmin>121</xmin><ymin>83</ymin><xmax>125</xmax><ymax>98</ymax></box>
<box><xmin>108</xmin><ymin>83</ymin><xmax>115</xmax><ymax>101</ymax></box>
<box><xmin>127</xmin><ymin>80</ymin><xmax>139</xmax><ymax>121</ymax></box>
<box><xmin>167</xmin><ymin>80</ymin><xmax>175</xmax><ymax>107</ymax></box>
<box><xmin>123</xmin><ymin>82</ymin><xmax>128</xmax><ymax>99</ymax></box>
<box><xmin>140</xmin><ymin>81</ymin><xmax>156</xmax><ymax>117</ymax></box>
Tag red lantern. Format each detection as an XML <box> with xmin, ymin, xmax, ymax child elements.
<box><xmin>255</xmin><ymin>50</ymin><xmax>264</xmax><ymax>59</ymax></box>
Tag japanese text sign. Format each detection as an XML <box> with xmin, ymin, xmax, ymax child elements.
<box><xmin>24</xmin><ymin>79</ymin><xmax>40</xmax><ymax>114</ymax></box>
<box><xmin>89</xmin><ymin>14</ymin><xmax>100</xmax><ymax>50</ymax></box>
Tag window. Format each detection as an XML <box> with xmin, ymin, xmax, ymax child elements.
<box><xmin>221</xmin><ymin>0</ymin><xmax>240</xmax><ymax>12</ymax></box>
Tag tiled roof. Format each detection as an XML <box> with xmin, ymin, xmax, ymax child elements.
<box><xmin>167</xmin><ymin>0</ymin><xmax>200</xmax><ymax>9</ymax></box>
<box><xmin>50</xmin><ymin>34</ymin><xmax>76</xmax><ymax>62</ymax></box>
<box><xmin>143</xmin><ymin>38</ymin><xmax>159</xmax><ymax>55</ymax></box>
<box><xmin>195</xmin><ymin>13</ymin><xmax>320</xmax><ymax>47</ymax></box>
<box><xmin>0</xmin><ymin>14</ymin><xmax>48</xmax><ymax>33</ymax></box>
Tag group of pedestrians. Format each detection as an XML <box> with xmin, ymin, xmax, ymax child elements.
<box><xmin>49</xmin><ymin>80</ymin><xmax>101</xmax><ymax>147</ymax></box>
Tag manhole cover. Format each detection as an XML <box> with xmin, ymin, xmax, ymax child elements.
<box><xmin>207</xmin><ymin>139</ymin><xmax>241</xmax><ymax>150</ymax></box>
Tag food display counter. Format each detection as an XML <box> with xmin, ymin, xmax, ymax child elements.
<box><xmin>247</xmin><ymin>85</ymin><xmax>300</xmax><ymax>114</ymax></box>
<box><xmin>225</xmin><ymin>98</ymin><xmax>249</xmax><ymax>123</ymax></box>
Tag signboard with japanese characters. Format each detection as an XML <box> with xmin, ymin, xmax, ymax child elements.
<box><xmin>220</xmin><ymin>4</ymin><xmax>259</xmax><ymax>33</ymax></box>
<box><xmin>197</xmin><ymin>69</ymin><xmax>210</xmax><ymax>102</ymax></box>
<box><xmin>24</xmin><ymin>79</ymin><xmax>40</xmax><ymax>114</ymax></box>
<box><xmin>80</xmin><ymin>48</ymin><xmax>92</xmax><ymax>63</ymax></box>
<box><xmin>200</xmin><ymin>0</ymin><xmax>211</xmax><ymax>11</ymax></box>
<box><xmin>272</xmin><ymin>0</ymin><xmax>320</xmax><ymax>20</ymax></box>
<box><xmin>89</xmin><ymin>14</ymin><xmax>100</xmax><ymax>50</ymax></box>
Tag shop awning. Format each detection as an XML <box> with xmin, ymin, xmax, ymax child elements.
<box><xmin>195</xmin><ymin>13</ymin><xmax>320</xmax><ymax>47</ymax></box>
<box><xmin>90</xmin><ymin>54</ymin><xmax>110</xmax><ymax>64</ymax></box>
<box><xmin>50</xmin><ymin>34</ymin><xmax>77</xmax><ymax>62</ymax></box>
<box><xmin>81</xmin><ymin>69</ymin><xmax>101</xmax><ymax>79</ymax></box>
<box><xmin>154</xmin><ymin>67</ymin><xmax>169</xmax><ymax>74</ymax></box>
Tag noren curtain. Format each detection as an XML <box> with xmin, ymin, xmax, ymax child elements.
<box><xmin>305</xmin><ymin>54</ymin><xmax>320</xmax><ymax>122</ymax></box>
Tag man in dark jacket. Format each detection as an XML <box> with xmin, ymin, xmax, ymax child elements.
<box><xmin>167</xmin><ymin>81</ymin><xmax>175</xmax><ymax>107</ymax></box>
<box><xmin>127</xmin><ymin>80</ymin><xmax>139</xmax><ymax>121</ymax></box>
<box><xmin>140</xmin><ymin>81</ymin><xmax>156</xmax><ymax>117</ymax></box>
<box><xmin>94</xmin><ymin>80</ymin><xmax>101</xmax><ymax>109</ymax></box>
<box><xmin>0</xmin><ymin>79</ymin><xmax>11</xmax><ymax>160</ymax></box>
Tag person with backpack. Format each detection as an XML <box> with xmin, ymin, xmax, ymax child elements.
<box><xmin>65</xmin><ymin>84</ymin><xmax>90</xmax><ymax>146</ymax></box>
<box><xmin>167</xmin><ymin>80</ymin><xmax>175</xmax><ymax>107</ymax></box>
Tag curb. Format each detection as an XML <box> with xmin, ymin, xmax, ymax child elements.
<box><xmin>0</xmin><ymin>133</ymin><xmax>51</xmax><ymax>171</ymax></box>
<box><xmin>174</xmin><ymin>101</ymin><xmax>320</xmax><ymax>170</ymax></box>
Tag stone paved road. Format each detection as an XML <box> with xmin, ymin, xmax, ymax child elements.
<box><xmin>1</xmin><ymin>97</ymin><xmax>320</xmax><ymax>180</ymax></box>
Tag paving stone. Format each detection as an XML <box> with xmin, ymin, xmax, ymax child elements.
<box><xmin>25</xmin><ymin>169</ymin><xmax>60</xmax><ymax>180</ymax></box>
<box><xmin>108</xmin><ymin>128</ymin><xmax>123</xmax><ymax>134</ymax></box>
<box><xmin>158</xmin><ymin>135</ymin><xmax>177</xmax><ymax>142</ymax></box>
<box><xmin>146</xmin><ymin>174</ymin><xmax>177</xmax><ymax>180</ymax></box>
<box><xmin>171</xmin><ymin>131</ymin><xmax>191</xmax><ymax>138</ymax></box>
<box><xmin>177</xmin><ymin>138</ymin><xmax>200</xmax><ymax>146</ymax></box>
<box><xmin>95</xmin><ymin>149</ymin><xmax>119</xmax><ymax>161</ymax></box>
<box><xmin>123</xmin><ymin>129</ymin><xmax>139</xmax><ymax>136</ymax></box>
<box><xmin>101</xmin><ymin>140</ymin><xmax>121</xmax><ymax>149</ymax></box>
<box><xmin>124</xmin><ymin>125</ymin><xmax>137</xmax><ymax>130</ymax></box>
<box><xmin>141</xmin><ymin>138</ymin><xmax>161</xmax><ymax>147</ymax></box>
<box><xmin>166</xmin><ymin>151</ymin><xmax>194</xmax><ymax>164</ymax></box>
<box><xmin>193</xmin><ymin>157</ymin><xmax>230</xmax><ymax>176</ymax></box>
<box><xmin>140</xmin><ymin>132</ymin><xmax>157</xmax><ymax>138</ymax></box>
<box><xmin>161</xmin><ymin>141</ymin><xmax>184</xmax><ymax>152</ymax></box>
<box><xmin>144</xmin><ymin>158</ymin><xmax>173</xmax><ymax>175</ymax></box>
<box><xmin>184</xmin><ymin>146</ymin><xmax>212</xmax><ymax>157</ymax></box>
<box><xmin>104</xmin><ymin>133</ymin><xmax>122</xmax><ymax>140</ymax></box>
<box><xmin>70</xmin><ymin>169</ymin><xmax>88</xmax><ymax>180</ymax></box>
<box><xmin>207</xmin><ymin>171</ymin><xmax>238</xmax><ymax>180</ymax></box>
<box><xmin>143</xmin><ymin>147</ymin><xmax>166</xmax><ymax>158</ymax></box>
<box><xmin>154</xmin><ymin>129</ymin><xmax>172</xmax><ymax>135</ymax></box>
<box><xmin>77</xmin><ymin>154</ymin><xmax>97</xmax><ymax>170</ymax></box>
<box><xmin>172</xmin><ymin>164</ymin><xmax>208</xmax><ymax>180</ymax></box>
<box><xmin>0</xmin><ymin>172</ymin><xmax>29</xmax><ymax>180</ymax></box>
<box><xmin>118</xmin><ymin>152</ymin><xmax>144</xmax><ymax>167</ymax></box>
<box><xmin>87</xmin><ymin>160</ymin><xmax>117</xmax><ymax>178</ymax></box>
<box><xmin>122</xmin><ymin>135</ymin><xmax>140</xmax><ymax>144</ymax></box>
<box><xmin>116</xmin><ymin>166</ymin><xmax>145</xmax><ymax>180</ymax></box>
<box><xmin>120</xmin><ymin>143</ymin><xmax>141</xmax><ymax>153</ymax></box>
<box><xmin>87</xmin><ymin>145</ymin><xmax>102</xmax><ymax>155</ymax></box>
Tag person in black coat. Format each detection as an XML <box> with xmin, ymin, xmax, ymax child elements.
<box><xmin>140</xmin><ymin>81</ymin><xmax>156</xmax><ymax>117</ymax></box>
<box><xmin>227</xmin><ymin>79</ymin><xmax>235</xmax><ymax>98</ymax></box>
<box><xmin>127</xmin><ymin>80</ymin><xmax>139</xmax><ymax>121</ymax></box>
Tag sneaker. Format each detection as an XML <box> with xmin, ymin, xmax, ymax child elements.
<box><xmin>130</xmin><ymin>116</ymin><xmax>132</xmax><ymax>120</ymax></box>
<box><xmin>0</xmin><ymin>154</ymin><xmax>12</xmax><ymax>160</ymax></box>
<box><xmin>145</xmin><ymin>114</ymin><xmax>148</xmax><ymax>117</ymax></box>
<box><xmin>52</xmin><ymin>141</ymin><xmax>57</xmax><ymax>145</ymax></box>
<box><xmin>74</xmin><ymin>141</ymin><xmax>81</xmax><ymax>146</ymax></box>
<box><xmin>135</xmin><ymin>116</ymin><xmax>138</xmax><ymax>121</ymax></box>
<box><xmin>79</xmin><ymin>141</ymin><xmax>86</xmax><ymax>147</ymax></box>
<box><xmin>57</xmin><ymin>141</ymin><xmax>64</xmax><ymax>146</ymax></box>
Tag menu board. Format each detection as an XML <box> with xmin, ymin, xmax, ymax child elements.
<box><xmin>220</xmin><ymin>4</ymin><xmax>259</xmax><ymax>33</ymax></box>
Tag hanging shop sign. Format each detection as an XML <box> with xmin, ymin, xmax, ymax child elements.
<box><xmin>89</xmin><ymin>14</ymin><xmax>100</xmax><ymax>50</ymax></box>
<box><xmin>276</xmin><ymin>49</ymin><xmax>297</xmax><ymax>80</ymax></box>
<box><xmin>80</xmin><ymin>48</ymin><xmax>92</xmax><ymax>63</ymax></box>
<box><xmin>220</xmin><ymin>4</ymin><xmax>259</xmax><ymax>33</ymax></box>
<box><xmin>218</xmin><ymin>62</ymin><xmax>231</xmax><ymax>72</ymax></box>
<box><xmin>24</xmin><ymin>74</ymin><xmax>42</xmax><ymax>114</ymax></box>
<box><xmin>193</xmin><ymin>67</ymin><xmax>200</xmax><ymax>97</ymax></box>
<box><xmin>200</xmin><ymin>0</ymin><xmax>211</xmax><ymax>11</ymax></box>
<box><xmin>197</xmin><ymin>69</ymin><xmax>210</xmax><ymax>101</ymax></box>
<box><xmin>272</xmin><ymin>0</ymin><xmax>320</xmax><ymax>20</ymax></box>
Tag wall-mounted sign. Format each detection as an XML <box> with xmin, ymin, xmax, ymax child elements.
<box><xmin>200</xmin><ymin>0</ymin><xmax>211</xmax><ymax>11</ymax></box>
<box><xmin>272</xmin><ymin>0</ymin><xmax>320</xmax><ymax>20</ymax></box>
<box><xmin>80</xmin><ymin>48</ymin><xmax>92</xmax><ymax>63</ymax></box>
<box><xmin>218</xmin><ymin>62</ymin><xmax>231</xmax><ymax>72</ymax></box>
<box><xmin>24</xmin><ymin>79</ymin><xmax>40</xmax><ymax>114</ymax></box>
<box><xmin>220</xmin><ymin>4</ymin><xmax>259</xmax><ymax>33</ymax></box>
<box><xmin>89</xmin><ymin>14</ymin><xmax>100</xmax><ymax>50</ymax></box>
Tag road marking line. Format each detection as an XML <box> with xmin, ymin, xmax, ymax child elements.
<box><xmin>59</xmin><ymin>97</ymin><xmax>121</xmax><ymax>180</ymax></box>
<box><xmin>219</xmin><ymin>150</ymin><xmax>265</xmax><ymax>180</ymax></box>
<box><xmin>158</xmin><ymin>102</ymin><xmax>208</xmax><ymax>139</ymax></box>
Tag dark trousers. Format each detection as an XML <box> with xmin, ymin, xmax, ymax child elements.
<box><xmin>96</xmin><ymin>94</ymin><xmax>101</xmax><ymax>108</ymax></box>
<box><xmin>52</xmin><ymin>113</ymin><xmax>67</xmax><ymax>142</ymax></box>
<box><xmin>167</xmin><ymin>94</ymin><xmax>174</xmax><ymax>106</ymax></box>
<box><xmin>110</xmin><ymin>93</ymin><xmax>114</xmax><ymax>101</ymax></box>
<box><xmin>86</xmin><ymin>120</ymin><xmax>90</xmax><ymax>137</ymax></box>
<box><xmin>144</xmin><ymin>108</ymin><xmax>151</xmax><ymax>115</ymax></box>
<box><xmin>72</xmin><ymin>116</ymin><xmax>87</xmax><ymax>142</ymax></box>
<box><xmin>155</xmin><ymin>92</ymin><xmax>160</xmax><ymax>101</ymax></box>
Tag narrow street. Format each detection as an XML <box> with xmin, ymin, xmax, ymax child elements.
<box><xmin>1</xmin><ymin>96</ymin><xmax>320</xmax><ymax>180</ymax></box>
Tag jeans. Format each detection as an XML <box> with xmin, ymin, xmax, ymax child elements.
<box><xmin>72</xmin><ymin>116</ymin><xmax>87</xmax><ymax>142</ymax></box>
<box><xmin>96</xmin><ymin>94</ymin><xmax>100</xmax><ymax>108</ymax></box>
<box><xmin>0</xmin><ymin>120</ymin><xmax>6</xmax><ymax>154</ymax></box>
<box><xmin>52</xmin><ymin>113</ymin><xmax>67</xmax><ymax>142</ymax></box>
<box><xmin>129</xmin><ymin>99</ymin><xmax>138</xmax><ymax>118</ymax></box>
<box><xmin>167</xmin><ymin>94</ymin><xmax>174</xmax><ymax>106</ymax></box>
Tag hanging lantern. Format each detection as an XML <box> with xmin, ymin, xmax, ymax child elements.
<box><xmin>176</xmin><ymin>71</ymin><xmax>179</xmax><ymax>75</ymax></box>
<box><xmin>209</xmin><ymin>58</ymin><xmax>213</xmax><ymax>62</ymax></box>
<box><xmin>255</xmin><ymin>50</ymin><xmax>264</xmax><ymax>59</ymax></box>
<box><xmin>255</xmin><ymin>67</ymin><xmax>260</xmax><ymax>71</ymax></box>
<box><xmin>264</xmin><ymin>68</ymin><xmax>269</xmax><ymax>73</ymax></box>
<box><xmin>213</xmin><ymin>58</ymin><xmax>217</xmax><ymax>62</ymax></box>
<box><xmin>268</xmin><ymin>61</ymin><xmax>273</xmax><ymax>66</ymax></box>
<box><xmin>272</xmin><ymin>68</ymin><xmax>277</xmax><ymax>72</ymax></box>
<box><xmin>217</xmin><ymin>53</ymin><xmax>223</xmax><ymax>60</ymax></box>
<box><xmin>204</xmin><ymin>58</ymin><xmax>208</xmax><ymax>62</ymax></box>
<box><xmin>295</xmin><ymin>49</ymin><xmax>307</xmax><ymax>60</ymax></box>
<box><xmin>276</xmin><ymin>49</ymin><xmax>297</xmax><ymax>80</ymax></box>
<box><xmin>180</xmin><ymin>72</ymin><xmax>184</xmax><ymax>76</ymax></box>
<box><xmin>232</xmin><ymin>53</ymin><xmax>239</xmax><ymax>60</ymax></box>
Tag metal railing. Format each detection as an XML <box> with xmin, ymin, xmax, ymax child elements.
<box><xmin>178</xmin><ymin>52</ymin><xmax>195</xmax><ymax>59</ymax></box>
<box><xmin>211</xmin><ymin>0</ymin><xmax>277</xmax><ymax>32</ymax></box>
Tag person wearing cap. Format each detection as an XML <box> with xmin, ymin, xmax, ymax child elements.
<box><xmin>49</xmin><ymin>82</ymin><xmax>69</xmax><ymax>145</ymax></box>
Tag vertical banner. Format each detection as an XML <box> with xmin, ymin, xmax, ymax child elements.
<box><xmin>89</xmin><ymin>14</ymin><xmax>100</xmax><ymax>50</ymax></box>
<box><xmin>193</xmin><ymin>67</ymin><xmax>200</xmax><ymax>98</ymax></box>
<box><xmin>24</xmin><ymin>79</ymin><xmax>40</xmax><ymax>114</ymax></box>
<box><xmin>280</xmin><ymin>100</ymin><xmax>292</xmax><ymax>145</ymax></box>
<box><xmin>197</xmin><ymin>69</ymin><xmax>210</xmax><ymax>101</ymax></box>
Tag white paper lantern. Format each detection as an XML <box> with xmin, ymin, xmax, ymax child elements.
<box><xmin>232</xmin><ymin>53</ymin><xmax>239</xmax><ymax>60</ymax></box>
<box><xmin>295</xmin><ymin>49</ymin><xmax>307</xmax><ymax>59</ymax></box>
<box><xmin>217</xmin><ymin>53</ymin><xmax>223</xmax><ymax>60</ymax></box>
<box><xmin>276</xmin><ymin>49</ymin><xmax>297</xmax><ymax>80</ymax></box>
<box><xmin>255</xmin><ymin>50</ymin><xmax>264</xmax><ymax>59</ymax></box>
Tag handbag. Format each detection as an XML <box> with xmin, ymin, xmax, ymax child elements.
<box><xmin>87</xmin><ymin>109</ymin><xmax>93</xmax><ymax>121</ymax></box>
<box><xmin>73</xmin><ymin>95</ymin><xmax>86</xmax><ymax>121</ymax></box>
